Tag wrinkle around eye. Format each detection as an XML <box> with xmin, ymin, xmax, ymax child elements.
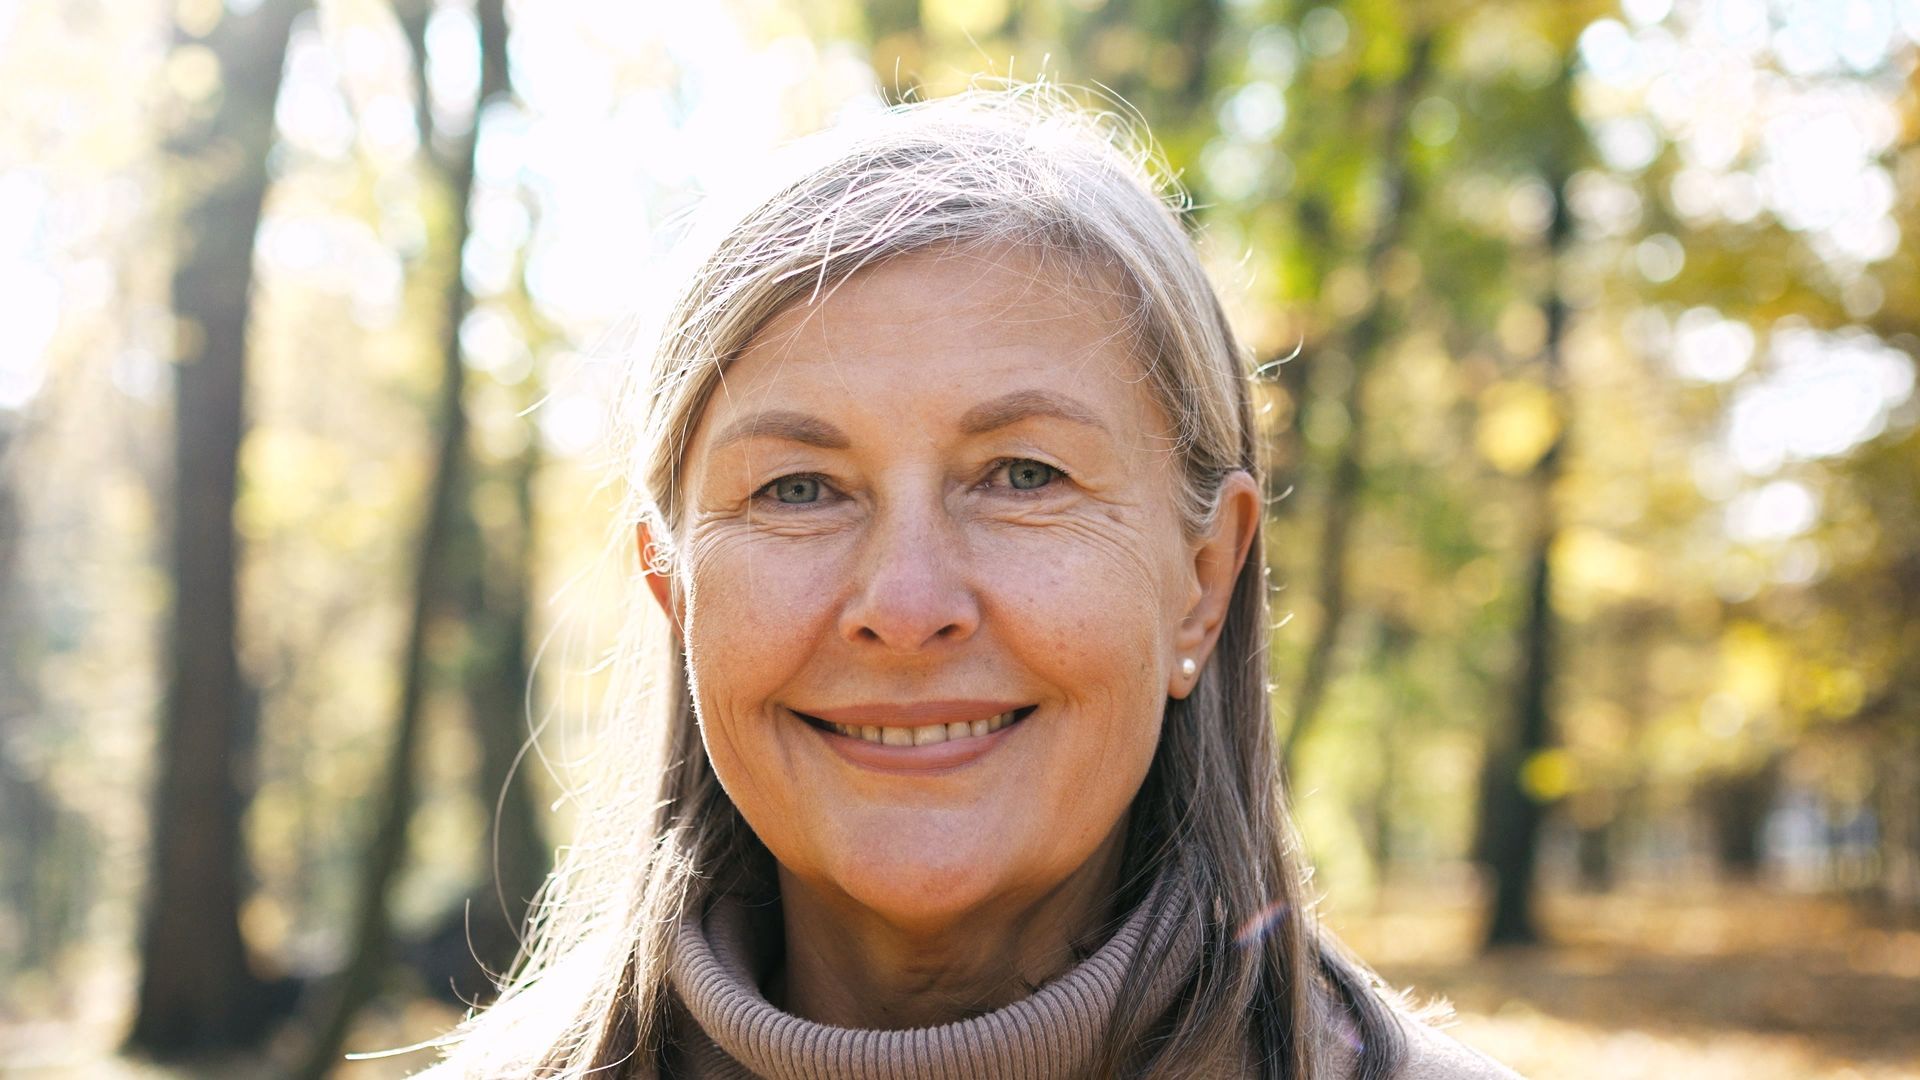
<box><xmin>687</xmin><ymin>508</ymin><xmax>848</xmax><ymax>555</ymax></box>
<box><xmin>1039</xmin><ymin>511</ymin><xmax>1169</xmax><ymax>596</ymax></box>
<box><xmin>964</xmin><ymin>503</ymin><xmax>1171</xmax><ymax>612</ymax></box>
<box><xmin>965</xmin><ymin>483</ymin><xmax>1144</xmax><ymax>538</ymax></box>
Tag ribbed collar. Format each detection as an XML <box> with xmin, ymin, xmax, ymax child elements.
<box><xmin>666</xmin><ymin>869</ymin><xmax>1202</xmax><ymax>1080</ymax></box>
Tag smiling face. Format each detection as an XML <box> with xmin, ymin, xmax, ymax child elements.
<box><xmin>666</xmin><ymin>244</ymin><xmax>1227</xmax><ymax>929</ymax></box>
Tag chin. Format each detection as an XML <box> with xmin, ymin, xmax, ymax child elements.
<box><xmin>818</xmin><ymin>829</ymin><xmax>1033</xmax><ymax>926</ymax></box>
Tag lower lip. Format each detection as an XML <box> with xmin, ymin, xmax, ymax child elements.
<box><xmin>799</xmin><ymin>710</ymin><xmax>1027</xmax><ymax>773</ymax></box>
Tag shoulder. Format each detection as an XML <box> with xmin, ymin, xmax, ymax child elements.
<box><xmin>1306</xmin><ymin>955</ymin><xmax>1523</xmax><ymax>1080</ymax></box>
<box><xmin>404</xmin><ymin>1053</ymin><xmax>664</xmax><ymax>1080</ymax></box>
<box><xmin>1387</xmin><ymin>1008</ymin><xmax>1525</xmax><ymax>1080</ymax></box>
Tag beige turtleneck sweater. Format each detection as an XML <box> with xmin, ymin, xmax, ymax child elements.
<box><xmin>663</xmin><ymin>874</ymin><xmax>1524</xmax><ymax>1080</ymax></box>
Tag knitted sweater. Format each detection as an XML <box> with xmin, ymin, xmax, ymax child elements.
<box><xmin>662</xmin><ymin>875</ymin><xmax>1524</xmax><ymax>1080</ymax></box>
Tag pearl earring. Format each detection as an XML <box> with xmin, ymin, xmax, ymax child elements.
<box><xmin>1179</xmin><ymin>657</ymin><xmax>1197</xmax><ymax>679</ymax></box>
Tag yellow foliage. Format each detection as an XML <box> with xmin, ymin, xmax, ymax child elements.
<box><xmin>1562</xmin><ymin>699</ymin><xmax>1630</xmax><ymax>755</ymax></box>
<box><xmin>164</xmin><ymin>43</ymin><xmax>221</xmax><ymax>104</ymax></box>
<box><xmin>1520</xmin><ymin>747</ymin><xmax>1578</xmax><ymax>802</ymax></box>
<box><xmin>175</xmin><ymin>0</ymin><xmax>224</xmax><ymax>39</ymax></box>
<box><xmin>1452</xmin><ymin>555</ymin><xmax>1504</xmax><ymax>607</ymax></box>
<box><xmin>1552</xmin><ymin>526</ymin><xmax>1652</xmax><ymax>617</ymax></box>
<box><xmin>1475</xmin><ymin>379</ymin><xmax>1560</xmax><ymax>474</ymax></box>
<box><xmin>236</xmin><ymin>427</ymin><xmax>347</xmax><ymax>539</ymax></box>
<box><xmin>1325</xmin><ymin>264</ymin><xmax>1374</xmax><ymax>318</ymax></box>
<box><xmin>1808</xmin><ymin>667</ymin><xmax>1866</xmax><ymax>720</ymax></box>
<box><xmin>1719</xmin><ymin>621</ymin><xmax>1783</xmax><ymax>714</ymax></box>
<box><xmin>922</xmin><ymin>0</ymin><xmax>1011</xmax><ymax>40</ymax></box>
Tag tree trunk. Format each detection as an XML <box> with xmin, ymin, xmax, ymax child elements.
<box><xmin>406</xmin><ymin>438</ymin><xmax>549</xmax><ymax>1005</ymax></box>
<box><xmin>126</xmin><ymin>0</ymin><xmax>307</xmax><ymax>1056</ymax></box>
<box><xmin>1477</xmin><ymin>150</ymin><xmax>1575</xmax><ymax>950</ymax></box>
<box><xmin>1278</xmin><ymin>33</ymin><xmax>1433</xmax><ymax>775</ymax></box>
<box><xmin>1365</xmin><ymin>619</ymin><xmax>1415</xmax><ymax>881</ymax></box>
<box><xmin>0</xmin><ymin>412</ymin><xmax>67</xmax><ymax>973</ymax></box>
<box><xmin>1477</xmin><ymin>496</ymin><xmax>1560</xmax><ymax>945</ymax></box>
<box><xmin>1701</xmin><ymin>761</ymin><xmax>1776</xmax><ymax>879</ymax></box>
<box><xmin>382</xmin><ymin>0</ymin><xmax>548</xmax><ymax>1008</ymax></box>
<box><xmin>295</xmin><ymin>1</ymin><xmax>510</xmax><ymax>1074</ymax></box>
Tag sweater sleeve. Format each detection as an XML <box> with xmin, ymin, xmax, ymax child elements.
<box><xmin>1390</xmin><ymin>1012</ymin><xmax>1525</xmax><ymax>1080</ymax></box>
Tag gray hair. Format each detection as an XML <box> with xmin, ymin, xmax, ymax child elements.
<box><xmin>435</xmin><ymin>84</ymin><xmax>1407</xmax><ymax>1080</ymax></box>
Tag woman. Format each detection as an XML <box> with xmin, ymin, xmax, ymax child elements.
<box><xmin>424</xmin><ymin>87</ymin><xmax>1521</xmax><ymax>1079</ymax></box>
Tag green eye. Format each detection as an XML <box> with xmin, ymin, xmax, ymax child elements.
<box><xmin>1006</xmin><ymin>460</ymin><xmax>1057</xmax><ymax>490</ymax></box>
<box><xmin>771</xmin><ymin>476</ymin><xmax>821</xmax><ymax>503</ymax></box>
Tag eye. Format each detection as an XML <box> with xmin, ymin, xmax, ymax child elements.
<box><xmin>764</xmin><ymin>475</ymin><xmax>823</xmax><ymax>504</ymax></box>
<box><xmin>1001</xmin><ymin>459</ymin><xmax>1061</xmax><ymax>491</ymax></box>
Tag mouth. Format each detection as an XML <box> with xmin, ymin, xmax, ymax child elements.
<box><xmin>792</xmin><ymin>705</ymin><xmax>1037</xmax><ymax>747</ymax></box>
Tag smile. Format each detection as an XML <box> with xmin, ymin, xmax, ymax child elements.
<box><xmin>788</xmin><ymin>703</ymin><xmax>1037</xmax><ymax>772</ymax></box>
<box><xmin>812</xmin><ymin>709</ymin><xmax>1026</xmax><ymax>746</ymax></box>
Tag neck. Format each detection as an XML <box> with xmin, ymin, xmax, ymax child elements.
<box><xmin>770</xmin><ymin>825</ymin><xmax>1128</xmax><ymax>1031</ymax></box>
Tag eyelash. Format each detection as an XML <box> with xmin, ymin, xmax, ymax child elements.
<box><xmin>752</xmin><ymin>473</ymin><xmax>834</xmax><ymax>508</ymax></box>
<box><xmin>750</xmin><ymin>458</ymin><xmax>1071</xmax><ymax>507</ymax></box>
<box><xmin>989</xmin><ymin>457</ymin><xmax>1068</xmax><ymax>493</ymax></box>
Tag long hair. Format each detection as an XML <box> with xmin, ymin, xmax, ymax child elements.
<box><xmin>431</xmin><ymin>84</ymin><xmax>1408</xmax><ymax>1079</ymax></box>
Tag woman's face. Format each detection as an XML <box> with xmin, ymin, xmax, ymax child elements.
<box><xmin>663</xmin><ymin>245</ymin><xmax>1248</xmax><ymax>926</ymax></box>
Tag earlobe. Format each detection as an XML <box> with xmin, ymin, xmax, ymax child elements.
<box><xmin>1169</xmin><ymin>471</ymin><xmax>1261</xmax><ymax>699</ymax></box>
<box><xmin>636</xmin><ymin>522</ymin><xmax>683</xmax><ymax>636</ymax></box>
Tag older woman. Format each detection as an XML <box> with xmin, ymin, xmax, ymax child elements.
<box><xmin>425</xmin><ymin>88</ymin><xmax>1521</xmax><ymax>1079</ymax></box>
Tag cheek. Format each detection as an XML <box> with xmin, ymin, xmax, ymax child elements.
<box><xmin>978</xmin><ymin>521</ymin><xmax>1182</xmax><ymax>685</ymax></box>
<box><xmin>683</xmin><ymin>530</ymin><xmax>842</xmax><ymax>671</ymax></box>
<box><xmin>974</xmin><ymin>526</ymin><xmax>1178</xmax><ymax>816</ymax></box>
<box><xmin>679</xmin><ymin>532</ymin><xmax>845</xmax><ymax>773</ymax></box>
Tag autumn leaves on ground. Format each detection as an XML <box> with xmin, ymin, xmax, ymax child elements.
<box><xmin>1342</xmin><ymin>884</ymin><xmax>1920</xmax><ymax>1079</ymax></box>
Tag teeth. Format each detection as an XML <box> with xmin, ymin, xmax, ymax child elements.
<box><xmin>823</xmin><ymin>711</ymin><xmax>1020</xmax><ymax>746</ymax></box>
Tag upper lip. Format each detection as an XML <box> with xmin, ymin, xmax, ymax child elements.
<box><xmin>791</xmin><ymin>700</ymin><xmax>1031</xmax><ymax>727</ymax></box>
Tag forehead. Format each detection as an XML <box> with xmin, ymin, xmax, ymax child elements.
<box><xmin>694</xmin><ymin>244</ymin><xmax>1172</xmax><ymax>438</ymax></box>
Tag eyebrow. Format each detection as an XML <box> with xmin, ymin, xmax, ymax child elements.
<box><xmin>707</xmin><ymin>389</ymin><xmax>1110</xmax><ymax>454</ymax></box>
<box><xmin>958</xmin><ymin>389</ymin><xmax>1110</xmax><ymax>437</ymax></box>
<box><xmin>708</xmin><ymin>409</ymin><xmax>852</xmax><ymax>452</ymax></box>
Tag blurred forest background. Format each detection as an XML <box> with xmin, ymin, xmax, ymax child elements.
<box><xmin>3</xmin><ymin>0</ymin><xmax>1919</xmax><ymax>1076</ymax></box>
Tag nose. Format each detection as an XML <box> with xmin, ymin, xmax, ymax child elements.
<box><xmin>839</xmin><ymin>504</ymin><xmax>979</xmax><ymax>653</ymax></box>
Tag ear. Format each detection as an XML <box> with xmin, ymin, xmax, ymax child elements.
<box><xmin>1169</xmin><ymin>470</ymin><xmax>1261</xmax><ymax>699</ymax></box>
<box><xmin>636</xmin><ymin>521</ymin><xmax>684</xmax><ymax>637</ymax></box>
